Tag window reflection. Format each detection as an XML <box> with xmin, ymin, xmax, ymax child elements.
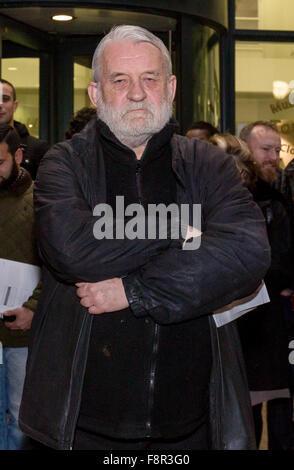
<box><xmin>192</xmin><ymin>26</ymin><xmax>220</xmax><ymax>129</ymax></box>
<box><xmin>2</xmin><ymin>57</ymin><xmax>39</xmax><ymax>137</ymax></box>
<box><xmin>236</xmin><ymin>0</ymin><xmax>294</xmax><ymax>31</ymax></box>
<box><xmin>74</xmin><ymin>57</ymin><xmax>92</xmax><ymax>113</ymax></box>
<box><xmin>235</xmin><ymin>41</ymin><xmax>294</xmax><ymax>167</ymax></box>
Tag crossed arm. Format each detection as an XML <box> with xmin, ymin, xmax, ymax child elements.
<box><xmin>35</xmin><ymin>144</ymin><xmax>270</xmax><ymax>324</ymax></box>
<box><xmin>75</xmin><ymin>226</ymin><xmax>200</xmax><ymax>314</ymax></box>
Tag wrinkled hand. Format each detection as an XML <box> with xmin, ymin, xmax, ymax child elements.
<box><xmin>76</xmin><ymin>278</ymin><xmax>129</xmax><ymax>314</ymax></box>
<box><xmin>3</xmin><ymin>307</ymin><xmax>34</xmax><ymax>331</ymax></box>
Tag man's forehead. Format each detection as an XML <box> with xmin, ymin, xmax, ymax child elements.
<box><xmin>102</xmin><ymin>41</ymin><xmax>163</xmax><ymax>70</ymax></box>
<box><xmin>251</xmin><ymin>126</ymin><xmax>280</xmax><ymax>143</ymax></box>
<box><xmin>0</xmin><ymin>140</ymin><xmax>11</xmax><ymax>156</ymax></box>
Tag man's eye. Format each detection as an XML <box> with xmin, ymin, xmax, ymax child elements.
<box><xmin>114</xmin><ymin>79</ymin><xmax>127</xmax><ymax>84</ymax></box>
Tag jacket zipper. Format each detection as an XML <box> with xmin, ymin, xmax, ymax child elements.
<box><xmin>67</xmin><ymin>312</ymin><xmax>93</xmax><ymax>450</ymax></box>
<box><xmin>136</xmin><ymin>161</ymin><xmax>142</xmax><ymax>205</ymax></box>
<box><xmin>146</xmin><ymin>323</ymin><xmax>160</xmax><ymax>436</ymax></box>
<box><xmin>134</xmin><ymin>160</ymin><xmax>160</xmax><ymax>437</ymax></box>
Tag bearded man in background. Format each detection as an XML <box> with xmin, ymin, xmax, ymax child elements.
<box><xmin>239</xmin><ymin>121</ymin><xmax>294</xmax><ymax>450</ymax></box>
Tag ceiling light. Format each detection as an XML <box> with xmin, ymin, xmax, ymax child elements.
<box><xmin>52</xmin><ymin>15</ymin><xmax>73</xmax><ymax>22</ymax></box>
<box><xmin>8</xmin><ymin>67</ymin><xmax>17</xmax><ymax>71</ymax></box>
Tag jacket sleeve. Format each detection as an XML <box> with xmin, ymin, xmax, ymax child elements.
<box><xmin>33</xmin><ymin>144</ymin><xmax>176</xmax><ymax>284</ymax></box>
<box><xmin>22</xmin><ymin>281</ymin><xmax>42</xmax><ymax>312</ymax></box>
<box><xmin>122</xmin><ymin>147</ymin><xmax>271</xmax><ymax>324</ymax></box>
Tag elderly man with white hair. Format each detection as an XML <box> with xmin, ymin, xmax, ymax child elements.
<box><xmin>19</xmin><ymin>25</ymin><xmax>270</xmax><ymax>450</ymax></box>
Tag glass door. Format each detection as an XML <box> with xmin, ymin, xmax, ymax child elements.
<box><xmin>74</xmin><ymin>56</ymin><xmax>92</xmax><ymax>113</ymax></box>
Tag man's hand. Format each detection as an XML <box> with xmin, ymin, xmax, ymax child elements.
<box><xmin>3</xmin><ymin>307</ymin><xmax>34</xmax><ymax>331</ymax></box>
<box><xmin>76</xmin><ymin>278</ymin><xmax>129</xmax><ymax>314</ymax></box>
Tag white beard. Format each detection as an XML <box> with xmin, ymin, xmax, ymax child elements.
<box><xmin>96</xmin><ymin>83</ymin><xmax>173</xmax><ymax>148</ymax></box>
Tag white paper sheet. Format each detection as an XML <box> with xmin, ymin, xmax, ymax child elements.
<box><xmin>0</xmin><ymin>258</ymin><xmax>41</xmax><ymax>317</ymax></box>
<box><xmin>213</xmin><ymin>281</ymin><xmax>270</xmax><ymax>328</ymax></box>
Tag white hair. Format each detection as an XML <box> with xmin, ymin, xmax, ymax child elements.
<box><xmin>92</xmin><ymin>24</ymin><xmax>172</xmax><ymax>82</ymax></box>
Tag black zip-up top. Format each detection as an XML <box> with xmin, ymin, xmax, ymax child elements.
<box><xmin>77</xmin><ymin>119</ymin><xmax>212</xmax><ymax>439</ymax></box>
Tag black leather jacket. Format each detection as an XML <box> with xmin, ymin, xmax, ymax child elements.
<box><xmin>19</xmin><ymin>120</ymin><xmax>270</xmax><ymax>449</ymax></box>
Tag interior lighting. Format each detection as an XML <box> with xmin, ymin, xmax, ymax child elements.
<box><xmin>52</xmin><ymin>15</ymin><xmax>73</xmax><ymax>22</ymax></box>
<box><xmin>8</xmin><ymin>67</ymin><xmax>17</xmax><ymax>71</ymax></box>
<box><xmin>272</xmin><ymin>81</ymin><xmax>289</xmax><ymax>100</ymax></box>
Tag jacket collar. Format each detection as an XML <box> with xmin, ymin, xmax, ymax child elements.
<box><xmin>72</xmin><ymin>116</ymin><xmax>179</xmax><ymax>151</ymax></box>
<box><xmin>0</xmin><ymin>167</ymin><xmax>32</xmax><ymax>197</ymax></box>
<box><xmin>13</xmin><ymin>120</ymin><xmax>30</xmax><ymax>138</ymax></box>
<box><xmin>70</xmin><ymin>117</ymin><xmax>188</xmax><ymax>199</ymax></box>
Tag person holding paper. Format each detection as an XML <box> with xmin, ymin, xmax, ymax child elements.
<box><xmin>20</xmin><ymin>26</ymin><xmax>270</xmax><ymax>450</ymax></box>
<box><xmin>0</xmin><ymin>124</ymin><xmax>40</xmax><ymax>450</ymax></box>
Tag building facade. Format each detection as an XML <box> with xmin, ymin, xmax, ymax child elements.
<box><xmin>0</xmin><ymin>0</ymin><xmax>294</xmax><ymax>167</ymax></box>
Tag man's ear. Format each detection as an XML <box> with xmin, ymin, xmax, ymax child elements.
<box><xmin>169</xmin><ymin>75</ymin><xmax>177</xmax><ymax>102</ymax></box>
<box><xmin>14</xmin><ymin>147</ymin><xmax>23</xmax><ymax>165</ymax></box>
<box><xmin>88</xmin><ymin>82</ymin><xmax>98</xmax><ymax>107</ymax></box>
<box><xmin>13</xmin><ymin>100</ymin><xmax>19</xmax><ymax>113</ymax></box>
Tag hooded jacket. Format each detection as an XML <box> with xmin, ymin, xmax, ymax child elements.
<box><xmin>19</xmin><ymin>118</ymin><xmax>270</xmax><ymax>449</ymax></box>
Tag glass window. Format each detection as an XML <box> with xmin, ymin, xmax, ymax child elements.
<box><xmin>235</xmin><ymin>41</ymin><xmax>294</xmax><ymax>167</ymax></box>
<box><xmin>74</xmin><ymin>57</ymin><xmax>92</xmax><ymax>114</ymax></box>
<box><xmin>191</xmin><ymin>27</ymin><xmax>220</xmax><ymax>129</ymax></box>
<box><xmin>236</xmin><ymin>0</ymin><xmax>294</xmax><ymax>31</ymax></box>
<box><xmin>2</xmin><ymin>57</ymin><xmax>40</xmax><ymax>137</ymax></box>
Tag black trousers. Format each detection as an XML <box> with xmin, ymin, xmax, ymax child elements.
<box><xmin>73</xmin><ymin>420</ymin><xmax>210</xmax><ymax>450</ymax></box>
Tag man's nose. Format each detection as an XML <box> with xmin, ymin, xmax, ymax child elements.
<box><xmin>268</xmin><ymin>148</ymin><xmax>279</xmax><ymax>161</ymax></box>
<box><xmin>127</xmin><ymin>79</ymin><xmax>146</xmax><ymax>101</ymax></box>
